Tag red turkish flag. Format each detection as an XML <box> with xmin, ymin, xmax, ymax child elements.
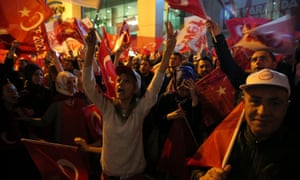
<box><xmin>187</xmin><ymin>102</ymin><xmax>244</xmax><ymax>168</ymax></box>
<box><xmin>101</xmin><ymin>26</ymin><xmax>114</xmax><ymax>53</ymax></box>
<box><xmin>21</xmin><ymin>138</ymin><xmax>89</xmax><ymax>180</ymax></box>
<box><xmin>195</xmin><ymin>67</ymin><xmax>236</xmax><ymax>127</ymax></box>
<box><xmin>54</xmin><ymin>18</ymin><xmax>89</xmax><ymax>45</ymax></box>
<box><xmin>225</xmin><ymin>17</ymin><xmax>270</xmax><ymax>45</ymax></box>
<box><xmin>98</xmin><ymin>41</ymin><xmax>117</xmax><ymax>98</ymax></box>
<box><xmin>166</xmin><ymin>0</ymin><xmax>207</xmax><ymax>19</ymax></box>
<box><xmin>82</xmin><ymin>104</ymin><xmax>103</xmax><ymax>142</ymax></box>
<box><xmin>113</xmin><ymin>21</ymin><xmax>130</xmax><ymax>61</ymax></box>
<box><xmin>130</xmin><ymin>36</ymin><xmax>164</xmax><ymax>54</ymax></box>
<box><xmin>157</xmin><ymin>116</ymin><xmax>198</xmax><ymax>179</ymax></box>
<box><xmin>234</xmin><ymin>15</ymin><xmax>295</xmax><ymax>55</ymax></box>
<box><xmin>0</xmin><ymin>0</ymin><xmax>53</xmax><ymax>42</ymax></box>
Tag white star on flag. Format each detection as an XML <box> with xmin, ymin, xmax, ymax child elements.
<box><xmin>19</xmin><ymin>7</ymin><xmax>30</xmax><ymax>17</ymax></box>
<box><xmin>216</xmin><ymin>86</ymin><xmax>226</xmax><ymax>96</ymax></box>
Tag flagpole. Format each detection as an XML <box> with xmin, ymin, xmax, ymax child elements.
<box><xmin>210</xmin><ymin>30</ymin><xmax>217</xmax><ymax>43</ymax></box>
<box><xmin>178</xmin><ymin>104</ymin><xmax>199</xmax><ymax>147</ymax></box>
<box><xmin>221</xmin><ymin>109</ymin><xmax>244</xmax><ymax>168</ymax></box>
<box><xmin>93</xmin><ymin>0</ymin><xmax>101</xmax><ymax>27</ymax></box>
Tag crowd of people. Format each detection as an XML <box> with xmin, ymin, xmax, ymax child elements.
<box><xmin>1</xmin><ymin>18</ymin><xmax>300</xmax><ymax>180</ymax></box>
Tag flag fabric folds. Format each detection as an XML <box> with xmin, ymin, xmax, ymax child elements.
<box><xmin>0</xmin><ymin>0</ymin><xmax>53</xmax><ymax>42</ymax></box>
<box><xmin>157</xmin><ymin>117</ymin><xmax>198</xmax><ymax>179</ymax></box>
<box><xmin>54</xmin><ymin>18</ymin><xmax>89</xmax><ymax>45</ymax></box>
<box><xmin>97</xmin><ymin>40</ymin><xmax>117</xmax><ymax>98</ymax></box>
<box><xmin>0</xmin><ymin>0</ymin><xmax>53</xmax><ymax>55</ymax></box>
<box><xmin>82</xmin><ymin>104</ymin><xmax>103</xmax><ymax>142</ymax></box>
<box><xmin>187</xmin><ymin>102</ymin><xmax>244</xmax><ymax>168</ymax></box>
<box><xmin>166</xmin><ymin>0</ymin><xmax>207</xmax><ymax>19</ymax></box>
<box><xmin>234</xmin><ymin>15</ymin><xmax>295</xmax><ymax>55</ymax></box>
<box><xmin>175</xmin><ymin>16</ymin><xmax>208</xmax><ymax>53</ymax></box>
<box><xmin>225</xmin><ymin>17</ymin><xmax>270</xmax><ymax>45</ymax></box>
<box><xmin>195</xmin><ymin>67</ymin><xmax>236</xmax><ymax>127</ymax></box>
<box><xmin>113</xmin><ymin>21</ymin><xmax>130</xmax><ymax>53</ymax></box>
<box><xmin>101</xmin><ymin>26</ymin><xmax>114</xmax><ymax>53</ymax></box>
<box><xmin>21</xmin><ymin>138</ymin><xmax>89</xmax><ymax>180</ymax></box>
<box><xmin>46</xmin><ymin>18</ymin><xmax>87</xmax><ymax>56</ymax></box>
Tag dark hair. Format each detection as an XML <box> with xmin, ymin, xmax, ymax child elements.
<box><xmin>197</xmin><ymin>56</ymin><xmax>213</xmax><ymax>66</ymax></box>
<box><xmin>24</xmin><ymin>63</ymin><xmax>42</xmax><ymax>81</ymax></box>
<box><xmin>250</xmin><ymin>49</ymin><xmax>276</xmax><ymax>62</ymax></box>
<box><xmin>173</xmin><ymin>52</ymin><xmax>183</xmax><ymax>61</ymax></box>
<box><xmin>141</xmin><ymin>56</ymin><xmax>153</xmax><ymax>66</ymax></box>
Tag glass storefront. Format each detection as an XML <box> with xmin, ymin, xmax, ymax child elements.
<box><xmin>81</xmin><ymin>0</ymin><xmax>299</xmax><ymax>36</ymax></box>
<box><xmin>81</xmin><ymin>1</ymin><xmax>184</xmax><ymax>36</ymax></box>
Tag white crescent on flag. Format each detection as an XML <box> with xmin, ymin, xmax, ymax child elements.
<box><xmin>234</xmin><ymin>15</ymin><xmax>295</xmax><ymax>55</ymax></box>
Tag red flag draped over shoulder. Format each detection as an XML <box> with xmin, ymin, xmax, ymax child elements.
<box><xmin>21</xmin><ymin>138</ymin><xmax>89</xmax><ymax>180</ymax></box>
<box><xmin>166</xmin><ymin>0</ymin><xmax>207</xmax><ymax>19</ymax></box>
<box><xmin>187</xmin><ymin>102</ymin><xmax>244</xmax><ymax>168</ymax></box>
<box><xmin>195</xmin><ymin>67</ymin><xmax>236</xmax><ymax>127</ymax></box>
<box><xmin>0</xmin><ymin>0</ymin><xmax>53</xmax><ymax>42</ymax></box>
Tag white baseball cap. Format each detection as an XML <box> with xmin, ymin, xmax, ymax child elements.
<box><xmin>239</xmin><ymin>68</ymin><xmax>290</xmax><ymax>96</ymax></box>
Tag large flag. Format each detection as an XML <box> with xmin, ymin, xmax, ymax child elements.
<box><xmin>225</xmin><ymin>17</ymin><xmax>270</xmax><ymax>45</ymax></box>
<box><xmin>21</xmin><ymin>138</ymin><xmax>89</xmax><ymax>180</ymax></box>
<box><xmin>46</xmin><ymin>18</ymin><xmax>87</xmax><ymax>56</ymax></box>
<box><xmin>114</xmin><ymin>21</ymin><xmax>130</xmax><ymax>51</ymax></box>
<box><xmin>54</xmin><ymin>18</ymin><xmax>89</xmax><ymax>45</ymax></box>
<box><xmin>166</xmin><ymin>0</ymin><xmax>207</xmax><ymax>19</ymax></box>
<box><xmin>234</xmin><ymin>15</ymin><xmax>295</xmax><ymax>55</ymax></box>
<box><xmin>157</xmin><ymin>116</ymin><xmax>198</xmax><ymax>180</ymax></box>
<box><xmin>0</xmin><ymin>0</ymin><xmax>53</xmax><ymax>42</ymax></box>
<box><xmin>82</xmin><ymin>104</ymin><xmax>103</xmax><ymax>142</ymax></box>
<box><xmin>175</xmin><ymin>16</ymin><xmax>208</xmax><ymax>53</ymax></box>
<box><xmin>195</xmin><ymin>67</ymin><xmax>236</xmax><ymax>127</ymax></box>
<box><xmin>130</xmin><ymin>36</ymin><xmax>164</xmax><ymax>55</ymax></box>
<box><xmin>187</xmin><ymin>102</ymin><xmax>244</xmax><ymax>168</ymax></box>
<box><xmin>1</xmin><ymin>24</ymin><xmax>51</xmax><ymax>55</ymax></box>
<box><xmin>97</xmin><ymin>39</ymin><xmax>117</xmax><ymax>98</ymax></box>
<box><xmin>101</xmin><ymin>26</ymin><xmax>114</xmax><ymax>53</ymax></box>
<box><xmin>113</xmin><ymin>21</ymin><xmax>130</xmax><ymax>61</ymax></box>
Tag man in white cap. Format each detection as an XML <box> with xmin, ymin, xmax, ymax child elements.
<box><xmin>191</xmin><ymin>68</ymin><xmax>300</xmax><ymax>180</ymax></box>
